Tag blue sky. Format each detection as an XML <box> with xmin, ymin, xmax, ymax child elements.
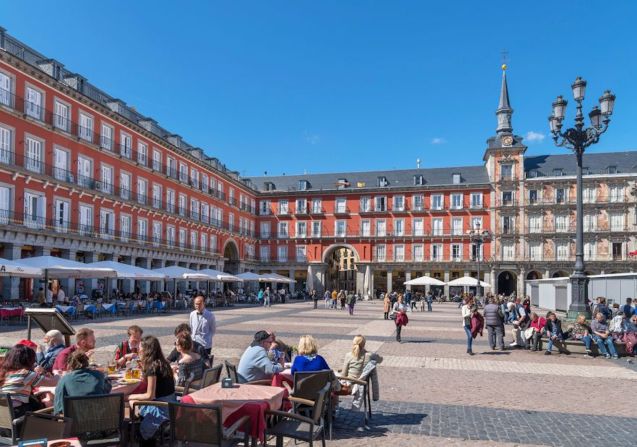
<box><xmin>3</xmin><ymin>1</ymin><xmax>637</xmax><ymax>176</ymax></box>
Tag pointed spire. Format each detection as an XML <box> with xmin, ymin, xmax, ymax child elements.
<box><xmin>496</xmin><ymin>64</ymin><xmax>513</xmax><ymax>135</ymax></box>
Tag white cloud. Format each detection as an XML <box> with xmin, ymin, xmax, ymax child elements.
<box><xmin>431</xmin><ymin>137</ymin><xmax>446</xmax><ymax>145</ymax></box>
<box><xmin>525</xmin><ymin>131</ymin><xmax>545</xmax><ymax>143</ymax></box>
<box><xmin>303</xmin><ymin>131</ymin><xmax>320</xmax><ymax>145</ymax></box>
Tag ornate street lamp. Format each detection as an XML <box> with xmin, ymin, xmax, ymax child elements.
<box><xmin>549</xmin><ymin>77</ymin><xmax>615</xmax><ymax>318</ymax></box>
<box><xmin>468</xmin><ymin>223</ymin><xmax>491</xmax><ymax>298</ymax></box>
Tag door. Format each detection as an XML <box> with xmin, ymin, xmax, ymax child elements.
<box><xmin>101</xmin><ymin>166</ymin><xmax>113</xmax><ymax>194</ymax></box>
<box><xmin>0</xmin><ymin>126</ymin><xmax>11</xmax><ymax>164</ymax></box>
<box><xmin>54</xmin><ymin>148</ymin><xmax>68</xmax><ymax>181</ymax></box>
<box><xmin>612</xmin><ymin>243</ymin><xmax>623</xmax><ymax>260</ymax></box>
<box><xmin>79</xmin><ymin>205</ymin><xmax>92</xmax><ymax>235</ymax></box>
<box><xmin>26</xmin><ymin>88</ymin><xmax>42</xmax><ymax>119</ymax></box>
<box><xmin>0</xmin><ymin>186</ymin><xmax>10</xmax><ymax>224</ymax></box>
<box><xmin>120</xmin><ymin>215</ymin><xmax>130</xmax><ymax>241</ymax></box>
<box><xmin>55</xmin><ymin>200</ymin><xmax>69</xmax><ymax>232</ymax></box>
<box><xmin>0</xmin><ymin>72</ymin><xmax>10</xmax><ymax>106</ymax></box>
<box><xmin>77</xmin><ymin>157</ymin><xmax>92</xmax><ymax>187</ymax></box>
<box><xmin>26</xmin><ymin>138</ymin><xmax>42</xmax><ymax>172</ymax></box>
<box><xmin>24</xmin><ymin>193</ymin><xmax>44</xmax><ymax>229</ymax></box>
<box><xmin>54</xmin><ymin>102</ymin><xmax>69</xmax><ymax>131</ymax></box>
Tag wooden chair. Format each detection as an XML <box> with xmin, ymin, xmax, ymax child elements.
<box><xmin>63</xmin><ymin>393</ymin><xmax>125</xmax><ymax>446</ymax></box>
<box><xmin>168</xmin><ymin>402</ymin><xmax>249</xmax><ymax>447</ymax></box>
<box><xmin>20</xmin><ymin>412</ymin><xmax>71</xmax><ymax>441</ymax></box>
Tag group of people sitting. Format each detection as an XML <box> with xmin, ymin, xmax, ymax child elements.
<box><xmin>463</xmin><ymin>294</ymin><xmax>637</xmax><ymax>358</ymax></box>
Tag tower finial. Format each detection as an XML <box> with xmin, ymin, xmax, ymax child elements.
<box><xmin>496</xmin><ymin>64</ymin><xmax>513</xmax><ymax>135</ymax></box>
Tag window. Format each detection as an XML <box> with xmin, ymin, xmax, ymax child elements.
<box><xmin>25</xmin><ymin>86</ymin><xmax>43</xmax><ymax>120</ymax></box>
<box><xmin>529</xmin><ymin>242</ymin><xmax>542</xmax><ymax>261</ymax></box>
<box><xmin>0</xmin><ymin>125</ymin><xmax>12</xmax><ymax>164</ymax></box>
<box><xmin>430</xmin><ymin>194</ymin><xmax>443</xmax><ymax>210</ymax></box>
<box><xmin>296</xmin><ymin>221</ymin><xmax>307</xmax><ymax>238</ymax></box>
<box><xmin>584</xmin><ymin>242</ymin><xmax>596</xmax><ymax>261</ymax></box>
<box><xmin>312</xmin><ymin>198</ymin><xmax>322</xmax><ymax>214</ymax></box>
<box><xmin>101</xmin><ymin>124</ymin><xmax>113</xmax><ymax>150</ymax></box>
<box><xmin>413</xmin><ymin>244</ymin><xmax>424</xmax><ymax>262</ymax></box>
<box><xmin>179</xmin><ymin>228</ymin><xmax>186</xmax><ymax>249</ymax></box>
<box><xmin>501</xmin><ymin>216</ymin><xmax>514</xmax><ymax>234</ymax></box>
<box><xmin>79</xmin><ymin>113</ymin><xmax>93</xmax><ymax>142</ymax></box>
<box><xmin>295</xmin><ymin>198</ymin><xmax>307</xmax><ymax>214</ymax></box>
<box><xmin>259</xmin><ymin>200</ymin><xmax>271</xmax><ymax>215</ymax></box>
<box><xmin>311</xmin><ymin>221</ymin><xmax>322</xmax><ymax>237</ymax></box>
<box><xmin>120</xmin><ymin>132</ymin><xmax>132</xmax><ymax>158</ymax></box>
<box><xmin>260</xmin><ymin>246</ymin><xmax>270</xmax><ymax>261</ymax></box>
<box><xmin>77</xmin><ymin>156</ymin><xmax>92</xmax><ymax>188</ymax></box>
<box><xmin>0</xmin><ymin>71</ymin><xmax>12</xmax><ymax>106</ymax></box>
<box><xmin>470</xmin><ymin>192</ymin><xmax>483</xmax><ymax>209</ymax></box>
<box><xmin>431</xmin><ymin>244</ymin><xmax>443</xmax><ymax>261</ymax></box>
<box><xmin>190</xmin><ymin>231</ymin><xmax>198</xmax><ymax>250</ymax></box>
<box><xmin>502</xmin><ymin>242</ymin><xmax>515</xmax><ymax>261</ymax></box>
<box><xmin>555</xmin><ymin>188</ymin><xmax>568</xmax><ymax>204</ymax></box>
<box><xmin>335</xmin><ymin>220</ymin><xmax>346</xmax><ymax>237</ymax></box>
<box><xmin>471</xmin><ymin>243</ymin><xmax>483</xmax><ymax>261</ymax></box>
<box><xmin>278</xmin><ymin>200</ymin><xmax>289</xmax><ymax>215</ymax></box>
<box><xmin>414</xmin><ymin>175</ymin><xmax>424</xmax><ymax>186</ymax></box>
<box><xmin>528</xmin><ymin>214</ymin><xmax>542</xmax><ymax>233</ymax></box>
<box><xmin>137</xmin><ymin>219</ymin><xmax>148</xmax><ymax>241</ymax></box>
<box><xmin>452</xmin><ymin>173</ymin><xmax>461</xmax><ymax>184</ymax></box>
<box><xmin>609</xmin><ymin>185</ymin><xmax>624</xmax><ymax>203</ymax></box>
<box><xmin>260</xmin><ymin>222</ymin><xmax>271</xmax><ymax>238</ymax></box>
<box><xmin>337</xmin><ymin>178</ymin><xmax>349</xmax><ymax>189</ymax></box>
<box><xmin>374</xmin><ymin>196</ymin><xmax>386</xmax><ymax>212</ymax></box>
<box><xmin>394</xmin><ymin>218</ymin><xmax>404</xmax><ymax>236</ymax></box>
<box><xmin>120</xmin><ymin>215</ymin><xmax>132</xmax><ymax>241</ymax></box>
<box><xmin>376</xmin><ymin>244</ymin><xmax>386</xmax><ymax>262</ymax></box>
<box><xmin>53</xmin><ymin>100</ymin><xmax>70</xmax><ymax>131</ymax></box>
<box><xmin>190</xmin><ymin>199</ymin><xmax>200</xmax><ymax>220</ymax></box>
<box><xmin>393</xmin><ymin>195</ymin><xmax>405</xmax><ymax>211</ymax></box>
<box><xmin>556</xmin><ymin>242</ymin><xmax>569</xmax><ymax>260</ymax></box>
<box><xmin>119</xmin><ymin>172</ymin><xmax>131</xmax><ymax>200</ymax></box>
<box><xmin>54</xmin><ymin>199</ymin><xmax>70</xmax><ymax>232</ymax></box>
<box><xmin>100</xmin><ymin>165</ymin><xmax>114</xmax><ymax>194</ymax></box>
<box><xmin>375</xmin><ymin>219</ymin><xmax>386</xmax><ymax>237</ymax></box>
<box><xmin>278</xmin><ymin>246</ymin><xmax>288</xmax><ymax>262</ymax></box>
<box><xmin>137</xmin><ymin>178</ymin><xmax>147</xmax><ymax>205</ymax></box>
<box><xmin>335</xmin><ymin>197</ymin><xmax>347</xmax><ymax>213</ymax></box>
<box><xmin>53</xmin><ymin>146</ymin><xmax>70</xmax><ymax>181</ymax></box>
<box><xmin>608</xmin><ymin>165</ymin><xmax>617</xmax><ymax>174</ymax></box>
<box><xmin>0</xmin><ymin>186</ymin><xmax>10</xmax><ymax>224</ymax></box>
<box><xmin>529</xmin><ymin>189</ymin><xmax>539</xmax><ymax>204</ymax></box>
<box><xmin>471</xmin><ymin>217</ymin><xmax>482</xmax><ymax>230</ymax></box>
<box><xmin>178</xmin><ymin>194</ymin><xmax>187</xmax><ymax>216</ymax></box>
<box><xmin>78</xmin><ymin>204</ymin><xmax>92</xmax><ymax>235</ymax></box>
<box><xmin>200</xmin><ymin>233</ymin><xmax>207</xmax><ymax>252</ymax></box>
<box><xmin>209</xmin><ymin>234</ymin><xmax>217</xmax><ymax>252</ymax></box>
<box><xmin>152</xmin><ymin>149</ymin><xmax>162</xmax><ymax>171</ymax></box>
<box><xmin>179</xmin><ymin>163</ymin><xmax>188</xmax><ymax>183</ymax></box>
<box><xmin>152</xmin><ymin>184</ymin><xmax>162</xmax><ymax>209</ymax></box>
<box><xmin>201</xmin><ymin>173</ymin><xmax>209</xmax><ymax>193</ymax></box>
<box><xmin>584</xmin><ymin>213</ymin><xmax>597</xmax><ymax>232</ymax></box>
<box><xmin>361</xmin><ymin>220</ymin><xmax>371</xmax><ymax>236</ymax></box>
<box><xmin>190</xmin><ymin>168</ymin><xmax>199</xmax><ymax>189</ymax></box>
<box><xmin>137</xmin><ymin>141</ymin><xmax>148</xmax><ymax>166</ymax></box>
<box><xmin>152</xmin><ymin>222</ymin><xmax>162</xmax><ymax>246</ymax></box>
<box><xmin>201</xmin><ymin>203</ymin><xmax>209</xmax><ymax>224</ymax></box>
<box><xmin>296</xmin><ymin>246</ymin><xmax>307</xmax><ymax>262</ymax></box>
<box><xmin>450</xmin><ymin>193</ymin><xmax>463</xmax><ymax>209</ymax></box>
<box><xmin>166</xmin><ymin>226</ymin><xmax>175</xmax><ymax>246</ymax></box>
<box><xmin>583</xmin><ymin>186</ymin><xmax>597</xmax><ymax>203</ymax></box>
<box><xmin>553</xmin><ymin>168</ymin><xmax>563</xmax><ymax>176</ymax></box>
<box><xmin>100</xmin><ymin>209</ymin><xmax>114</xmax><ymax>239</ymax></box>
<box><xmin>377</xmin><ymin>176</ymin><xmax>388</xmax><ymax>187</ymax></box>
<box><xmin>413</xmin><ymin>218</ymin><xmax>424</xmax><ymax>236</ymax></box>
<box><xmin>451</xmin><ymin>244</ymin><xmax>462</xmax><ymax>261</ymax></box>
<box><xmin>501</xmin><ymin>191</ymin><xmax>514</xmax><ymax>206</ymax></box>
<box><xmin>452</xmin><ymin>217</ymin><xmax>463</xmax><ymax>235</ymax></box>
<box><xmin>166</xmin><ymin>157</ymin><xmax>176</xmax><ymax>178</ymax></box>
<box><xmin>610</xmin><ymin>212</ymin><xmax>624</xmax><ymax>231</ymax></box>
<box><xmin>555</xmin><ymin>214</ymin><xmax>569</xmax><ymax>232</ymax></box>
<box><xmin>359</xmin><ymin>196</ymin><xmax>371</xmax><ymax>212</ymax></box>
<box><xmin>25</xmin><ymin>137</ymin><xmax>43</xmax><ymax>173</ymax></box>
<box><xmin>394</xmin><ymin>244</ymin><xmax>405</xmax><ymax>261</ymax></box>
<box><xmin>432</xmin><ymin>218</ymin><xmax>443</xmax><ymax>236</ymax></box>
<box><xmin>500</xmin><ymin>164</ymin><xmax>512</xmax><ymax>179</ymax></box>
<box><xmin>412</xmin><ymin>194</ymin><xmax>424</xmax><ymax>211</ymax></box>
<box><xmin>165</xmin><ymin>190</ymin><xmax>175</xmax><ymax>213</ymax></box>
<box><xmin>298</xmin><ymin>180</ymin><xmax>310</xmax><ymax>191</ymax></box>
<box><xmin>278</xmin><ymin>222</ymin><xmax>289</xmax><ymax>238</ymax></box>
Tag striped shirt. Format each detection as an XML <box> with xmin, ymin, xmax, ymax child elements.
<box><xmin>1</xmin><ymin>369</ymin><xmax>44</xmax><ymax>404</ymax></box>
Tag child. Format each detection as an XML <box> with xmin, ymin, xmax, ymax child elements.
<box><xmin>544</xmin><ymin>312</ymin><xmax>566</xmax><ymax>355</ymax></box>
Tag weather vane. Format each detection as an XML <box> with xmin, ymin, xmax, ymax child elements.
<box><xmin>501</xmin><ymin>49</ymin><xmax>509</xmax><ymax>70</ymax></box>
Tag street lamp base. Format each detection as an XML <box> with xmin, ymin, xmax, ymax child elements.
<box><xmin>567</xmin><ymin>273</ymin><xmax>590</xmax><ymax>319</ymax></box>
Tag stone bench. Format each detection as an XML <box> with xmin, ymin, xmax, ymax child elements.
<box><xmin>538</xmin><ymin>338</ymin><xmax>627</xmax><ymax>356</ymax></box>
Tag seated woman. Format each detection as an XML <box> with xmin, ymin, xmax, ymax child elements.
<box><xmin>35</xmin><ymin>329</ymin><xmax>65</xmax><ymax>374</ymax></box>
<box><xmin>172</xmin><ymin>334</ymin><xmax>205</xmax><ymax>387</ymax></box>
<box><xmin>54</xmin><ymin>351</ymin><xmax>111</xmax><ymax>414</ymax></box>
<box><xmin>621</xmin><ymin>313</ymin><xmax>637</xmax><ymax>355</ymax></box>
<box><xmin>114</xmin><ymin>325</ymin><xmax>143</xmax><ymax>368</ymax></box>
<box><xmin>339</xmin><ymin>335</ymin><xmax>383</xmax><ymax>381</ymax></box>
<box><xmin>0</xmin><ymin>344</ymin><xmax>58</xmax><ymax>417</ymax></box>
<box><xmin>128</xmin><ymin>336</ymin><xmax>176</xmax><ymax>446</ymax></box>
<box><xmin>291</xmin><ymin>335</ymin><xmax>330</xmax><ymax>375</ymax></box>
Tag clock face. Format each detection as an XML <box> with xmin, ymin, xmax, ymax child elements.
<box><xmin>502</xmin><ymin>136</ymin><xmax>514</xmax><ymax>146</ymax></box>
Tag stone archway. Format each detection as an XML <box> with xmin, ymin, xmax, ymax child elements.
<box><xmin>526</xmin><ymin>270</ymin><xmax>542</xmax><ymax>280</ymax></box>
<box><xmin>322</xmin><ymin>245</ymin><xmax>360</xmax><ymax>292</ymax></box>
<box><xmin>497</xmin><ymin>271</ymin><xmax>517</xmax><ymax>295</ymax></box>
<box><xmin>552</xmin><ymin>270</ymin><xmax>569</xmax><ymax>278</ymax></box>
<box><xmin>222</xmin><ymin>240</ymin><xmax>240</xmax><ymax>274</ymax></box>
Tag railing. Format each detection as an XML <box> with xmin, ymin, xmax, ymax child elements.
<box><xmin>334</xmin><ymin>207</ymin><xmax>350</xmax><ymax>214</ymax></box>
<box><xmin>495</xmin><ymin>199</ymin><xmax>517</xmax><ymax>207</ymax></box>
<box><xmin>526</xmin><ymin>198</ymin><xmax>626</xmax><ymax>206</ymax></box>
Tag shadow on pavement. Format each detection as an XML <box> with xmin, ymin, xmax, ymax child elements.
<box><xmin>333</xmin><ymin>408</ymin><xmax>427</xmax><ymax>439</ymax></box>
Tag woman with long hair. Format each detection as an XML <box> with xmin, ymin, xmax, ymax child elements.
<box><xmin>340</xmin><ymin>335</ymin><xmax>383</xmax><ymax>381</ymax></box>
<box><xmin>128</xmin><ymin>336</ymin><xmax>176</xmax><ymax>446</ymax></box>
<box><xmin>0</xmin><ymin>344</ymin><xmax>58</xmax><ymax>417</ymax></box>
<box><xmin>393</xmin><ymin>295</ymin><xmax>409</xmax><ymax>342</ymax></box>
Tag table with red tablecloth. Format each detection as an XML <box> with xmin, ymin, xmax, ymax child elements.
<box><xmin>181</xmin><ymin>383</ymin><xmax>287</xmax><ymax>442</ymax></box>
<box><xmin>0</xmin><ymin>307</ymin><xmax>24</xmax><ymax>320</ymax></box>
<box><xmin>271</xmin><ymin>368</ymin><xmax>293</xmax><ymax>388</ymax></box>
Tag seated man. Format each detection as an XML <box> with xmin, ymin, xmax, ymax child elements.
<box><xmin>590</xmin><ymin>312</ymin><xmax>619</xmax><ymax>359</ymax></box>
<box><xmin>52</xmin><ymin>328</ymin><xmax>96</xmax><ymax>373</ymax></box>
<box><xmin>114</xmin><ymin>325</ymin><xmax>143</xmax><ymax>368</ymax></box>
<box><xmin>166</xmin><ymin>323</ymin><xmax>208</xmax><ymax>363</ymax></box>
<box><xmin>35</xmin><ymin>329</ymin><xmax>66</xmax><ymax>373</ymax></box>
<box><xmin>237</xmin><ymin>330</ymin><xmax>284</xmax><ymax>383</ymax></box>
<box><xmin>54</xmin><ymin>351</ymin><xmax>111</xmax><ymax>414</ymax></box>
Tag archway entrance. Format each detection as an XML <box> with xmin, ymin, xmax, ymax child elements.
<box><xmin>325</xmin><ymin>246</ymin><xmax>358</xmax><ymax>292</ymax></box>
<box><xmin>552</xmin><ymin>271</ymin><xmax>569</xmax><ymax>278</ymax></box>
<box><xmin>223</xmin><ymin>241</ymin><xmax>240</xmax><ymax>274</ymax></box>
<box><xmin>526</xmin><ymin>271</ymin><xmax>542</xmax><ymax>280</ymax></box>
<box><xmin>497</xmin><ymin>271</ymin><xmax>517</xmax><ymax>295</ymax></box>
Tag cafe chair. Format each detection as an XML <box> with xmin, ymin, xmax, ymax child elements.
<box><xmin>291</xmin><ymin>370</ymin><xmax>335</xmax><ymax>439</ymax></box>
<box><xmin>336</xmin><ymin>367</ymin><xmax>375</xmax><ymax>426</ymax></box>
<box><xmin>64</xmin><ymin>393</ymin><xmax>125</xmax><ymax>446</ymax></box>
<box><xmin>168</xmin><ymin>402</ymin><xmax>250</xmax><ymax>447</ymax></box>
<box><xmin>0</xmin><ymin>393</ymin><xmax>21</xmax><ymax>444</ymax></box>
<box><xmin>201</xmin><ymin>364</ymin><xmax>224</xmax><ymax>388</ymax></box>
<box><xmin>20</xmin><ymin>412</ymin><xmax>71</xmax><ymax>441</ymax></box>
<box><xmin>130</xmin><ymin>400</ymin><xmax>170</xmax><ymax>446</ymax></box>
<box><xmin>224</xmin><ymin>361</ymin><xmax>239</xmax><ymax>383</ymax></box>
<box><xmin>265</xmin><ymin>382</ymin><xmax>330</xmax><ymax>447</ymax></box>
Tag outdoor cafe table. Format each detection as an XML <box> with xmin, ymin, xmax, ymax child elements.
<box><xmin>12</xmin><ymin>438</ymin><xmax>81</xmax><ymax>446</ymax></box>
<box><xmin>181</xmin><ymin>383</ymin><xmax>287</xmax><ymax>442</ymax></box>
<box><xmin>0</xmin><ymin>307</ymin><xmax>24</xmax><ymax>323</ymax></box>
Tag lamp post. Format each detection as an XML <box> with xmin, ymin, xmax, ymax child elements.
<box><xmin>549</xmin><ymin>77</ymin><xmax>615</xmax><ymax>318</ymax></box>
<box><xmin>468</xmin><ymin>224</ymin><xmax>492</xmax><ymax>298</ymax></box>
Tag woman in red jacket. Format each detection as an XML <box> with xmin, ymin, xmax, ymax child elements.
<box><xmin>527</xmin><ymin>313</ymin><xmax>547</xmax><ymax>351</ymax></box>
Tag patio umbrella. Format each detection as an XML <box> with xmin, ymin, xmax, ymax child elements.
<box><xmin>404</xmin><ymin>276</ymin><xmax>445</xmax><ymax>286</ymax></box>
<box><xmin>236</xmin><ymin>272</ymin><xmax>273</xmax><ymax>282</ymax></box>
<box><xmin>263</xmin><ymin>273</ymin><xmax>295</xmax><ymax>284</ymax></box>
<box><xmin>17</xmin><ymin>256</ymin><xmax>117</xmax><ymax>278</ymax></box>
<box><xmin>152</xmin><ymin>266</ymin><xmax>213</xmax><ymax>280</ymax></box>
<box><xmin>183</xmin><ymin>269</ymin><xmax>243</xmax><ymax>282</ymax></box>
<box><xmin>88</xmin><ymin>261</ymin><xmax>168</xmax><ymax>280</ymax></box>
<box><xmin>0</xmin><ymin>257</ymin><xmax>43</xmax><ymax>278</ymax></box>
<box><xmin>446</xmin><ymin>277</ymin><xmax>491</xmax><ymax>288</ymax></box>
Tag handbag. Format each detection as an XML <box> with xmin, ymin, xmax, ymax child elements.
<box><xmin>389</xmin><ymin>311</ymin><xmax>397</xmax><ymax>320</ymax></box>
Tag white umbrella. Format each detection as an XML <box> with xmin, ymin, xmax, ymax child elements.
<box><xmin>153</xmin><ymin>266</ymin><xmax>213</xmax><ymax>280</ymax></box>
<box><xmin>0</xmin><ymin>258</ymin><xmax>43</xmax><ymax>278</ymax></box>
<box><xmin>185</xmin><ymin>269</ymin><xmax>243</xmax><ymax>282</ymax></box>
<box><xmin>88</xmin><ymin>261</ymin><xmax>168</xmax><ymax>280</ymax></box>
<box><xmin>236</xmin><ymin>272</ymin><xmax>273</xmax><ymax>282</ymax></box>
<box><xmin>263</xmin><ymin>273</ymin><xmax>295</xmax><ymax>284</ymax></box>
<box><xmin>404</xmin><ymin>276</ymin><xmax>445</xmax><ymax>286</ymax></box>
<box><xmin>17</xmin><ymin>256</ymin><xmax>117</xmax><ymax>278</ymax></box>
<box><xmin>447</xmin><ymin>277</ymin><xmax>491</xmax><ymax>288</ymax></box>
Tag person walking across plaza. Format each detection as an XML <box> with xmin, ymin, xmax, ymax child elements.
<box><xmin>346</xmin><ymin>291</ymin><xmax>357</xmax><ymax>316</ymax></box>
<box><xmin>483</xmin><ymin>297</ymin><xmax>505</xmax><ymax>350</ymax></box>
<box><xmin>383</xmin><ymin>293</ymin><xmax>391</xmax><ymax>320</ymax></box>
<box><xmin>461</xmin><ymin>297</ymin><xmax>475</xmax><ymax>355</ymax></box>
<box><xmin>311</xmin><ymin>289</ymin><xmax>319</xmax><ymax>309</ymax></box>
<box><xmin>426</xmin><ymin>291</ymin><xmax>433</xmax><ymax>312</ymax></box>
<box><xmin>263</xmin><ymin>287</ymin><xmax>271</xmax><ymax>307</ymax></box>
<box><xmin>189</xmin><ymin>295</ymin><xmax>216</xmax><ymax>357</ymax></box>
<box><xmin>323</xmin><ymin>290</ymin><xmax>331</xmax><ymax>308</ymax></box>
<box><xmin>393</xmin><ymin>295</ymin><xmax>409</xmax><ymax>342</ymax></box>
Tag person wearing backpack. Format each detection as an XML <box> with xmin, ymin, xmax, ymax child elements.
<box><xmin>483</xmin><ymin>297</ymin><xmax>505</xmax><ymax>350</ymax></box>
<box><xmin>509</xmin><ymin>298</ymin><xmax>530</xmax><ymax>348</ymax></box>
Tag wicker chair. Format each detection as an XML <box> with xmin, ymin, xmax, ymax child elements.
<box><xmin>20</xmin><ymin>412</ymin><xmax>71</xmax><ymax>441</ymax></box>
<box><xmin>168</xmin><ymin>402</ymin><xmax>249</xmax><ymax>447</ymax></box>
<box><xmin>265</xmin><ymin>382</ymin><xmax>330</xmax><ymax>447</ymax></box>
<box><xmin>63</xmin><ymin>393</ymin><xmax>125</xmax><ymax>446</ymax></box>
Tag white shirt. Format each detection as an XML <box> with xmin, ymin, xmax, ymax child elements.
<box><xmin>461</xmin><ymin>304</ymin><xmax>472</xmax><ymax>327</ymax></box>
<box><xmin>57</xmin><ymin>289</ymin><xmax>66</xmax><ymax>303</ymax></box>
<box><xmin>189</xmin><ymin>309</ymin><xmax>216</xmax><ymax>350</ymax></box>
<box><xmin>45</xmin><ymin>289</ymin><xmax>53</xmax><ymax>304</ymax></box>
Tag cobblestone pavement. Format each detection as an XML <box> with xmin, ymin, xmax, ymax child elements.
<box><xmin>1</xmin><ymin>300</ymin><xmax>635</xmax><ymax>446</ymax></box>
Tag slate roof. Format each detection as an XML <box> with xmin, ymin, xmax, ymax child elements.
<box><xmin>524</xmin><ymin>151</ymin><xmax>637</xmax><ymax>177</ymax></box>
<box><xmin>247</xmin><ymin>165</ymin><xmax>490</xmax><ymax>192</ymax></box>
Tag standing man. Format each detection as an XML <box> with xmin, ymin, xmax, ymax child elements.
<box><xmin>426</xmin><ymin>292</ymin><xmax>433</xmax><ymax>312</ymax></box>
<box><xmin>311</xmin><ymin>290</ymin><xmax>319</xmax><ymax>309</ymax></box>
<box><xmin>264</xmin><ymin>287</ymin><xmax>271</xmax><ymax>307</ymax></box>
<box><xmin>346</xmin><ymin>291</ymin><xmax>356</xmax><ymax>316</ymax></box>
<box><xmin>189</xmin><ymin>295</ymin><xmax>216</xmax><ymax>356</ymax></box>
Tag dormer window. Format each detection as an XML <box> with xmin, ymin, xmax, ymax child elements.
<box><xmin>377</xmin><ymin>176</ymin><xmax>389</xmax><ymax>187</ymax></box>
<box><xmin>553</xmin><ymin>168</ymin><xmax>563</xmax><ymax>177</ymax></box>
<box><xmin>298</xmin><ymin>180</ymin><xmax>310</xmax><ymax>191</ymax></box>
<box><xmin>607</xmin><ymin>165</ymin><xmax>617</xmax><ymax>174</ymax></box>
<box><xmin>527</xmin><ymin>170</ymin><xmax>538</xmax><ymax>178</ymax></box>
<box><xmin>336</xmin><ymin>178</ymin><xmax>349</xmax><ymax>190</ymax></box>
<box><xmin>413</xmin><ymin>175</ymin><xmax>424</xmax><ymax>186</ymax></box>
<box><xmin>452</xmin><ymin>173</ymin><xmax>461</xmax><ymax>184</ymax></box>
<box><xmin>264</xmin><ymin>182</ymin><xmax>276</xmax><ymax>191</ymax></box>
